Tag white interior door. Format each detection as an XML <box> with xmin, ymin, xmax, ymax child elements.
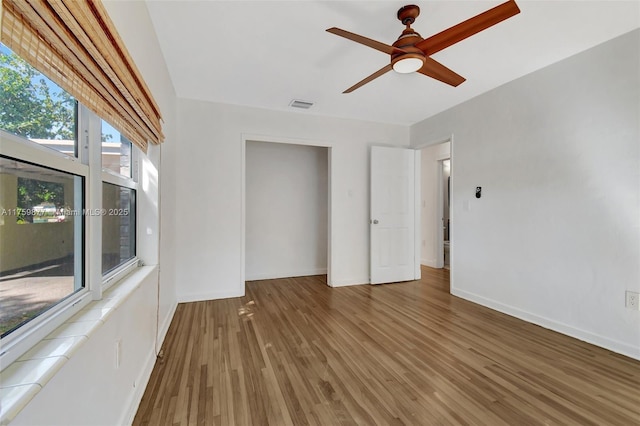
<box><xmin>370</xmin><ymin>146</ymin><xmax>418</xmax><ymax>284</ymax></box>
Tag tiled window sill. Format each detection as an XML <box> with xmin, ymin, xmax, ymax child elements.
<box><xmin>0</xmin><ymin>266</ymin><xmax>156</xmax><ymax>425</ymax></box>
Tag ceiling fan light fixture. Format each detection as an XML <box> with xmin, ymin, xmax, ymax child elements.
<box><xmin>327</xmin><ymin>1</ymin><xmax>520</xmax><ymax>92</ymax></box>
<box><xmin>391</xmin><ymin>54</ymin><xmax>424</xmax><ymax>74</ymax></box>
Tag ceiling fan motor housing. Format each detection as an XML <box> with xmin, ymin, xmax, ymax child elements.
<box><xmin>391</xmin><ymin>29</ymin><xmax>426</xmax><ymax>72</ymax></box>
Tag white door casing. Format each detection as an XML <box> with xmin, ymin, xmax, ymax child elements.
<box><xmin>370</xmin><ymin>146</ymin><xmax>418</xmax><ymax>284</ymax></box>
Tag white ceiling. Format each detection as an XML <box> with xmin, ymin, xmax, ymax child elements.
<box><xmin>145</xmin><ymin>1</ymin><xmax>640</xmax><ymax>126</ymax></box>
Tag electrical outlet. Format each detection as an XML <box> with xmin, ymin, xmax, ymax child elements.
<box><xmin>625</xmin><ymin>291</ymin><xmax>640</xmax><ymax>310</ymax></box>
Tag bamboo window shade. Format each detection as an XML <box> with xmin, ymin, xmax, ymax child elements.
<box><xmin>1</xmin><ymin>0</ymin><xmax>163</xmax><ymax>151</ymax></box>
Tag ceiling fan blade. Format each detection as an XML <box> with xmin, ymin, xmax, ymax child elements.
<box><xmin>327</xmin><ymin>27</ymin><xmax>407</xmax><ymax>55</ymax></box>
<box><xmin>415</xmin><ymin>0</ymin><xmax>520</xmax><ymax>56</ymax></box>
<box><xmin>343</xmin><ymin>64</ymin><xmax>393</xmax><ymax>93</ymax></box>
<box><xmin>418</xmin><ymin>57</ymin><xmax>466</xmax><ymax>87</ymax></box>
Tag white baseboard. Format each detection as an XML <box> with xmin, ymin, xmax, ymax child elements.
<box><xmin>421</xmin><ymin>259</ymin><xmax>438</xmax><ymax>268</ymax></box>
<box><xmin>452</xmin><ymin>288</ymin><xmax>640</xmax><ymax>361</ymax></box>
<box><xmin>157</xmin><ymin>301</ymin><xmax>177</xmax><ymax>350</ymax></box>
<box><xmin>178</xmin><ymin>288</ymin><xmax>244</xmax><ymax>303</ymax></box>
<box><xmin>329</xmin><ymin>277</ymin><xmax>369</xmax><ymax>287</ymax></box>
<box><xmin>246</xmin><ymin>268</ymin><xmax>327</xmax><ymax>282</ymax></box>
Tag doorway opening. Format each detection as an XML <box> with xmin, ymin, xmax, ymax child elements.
<box><xmin>241</xmin><ymin>136</ymin><xmax>332</xmax><ymax>290</ymax></box>
<box><xmin>416</xmin><ymin>139</ymin><xmax>451</xmax><ymax>273</ymax></box>
<box><xmin>442</xmin><ymin>159</ymin><xmax>451</xmax><ymax>270</ymax></box>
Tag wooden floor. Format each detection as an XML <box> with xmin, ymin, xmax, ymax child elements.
<box><xmin>134</xmin><ymin>267</ymin><xmax>640</xmax><ymax>425</ymax></box>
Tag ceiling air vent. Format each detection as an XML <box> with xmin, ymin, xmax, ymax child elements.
<box><xmin>289</xmin><ymin>99</ymin><xmax>314</xmax><ymax>109</ymax></box>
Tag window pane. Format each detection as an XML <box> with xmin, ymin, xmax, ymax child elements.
<box><xmin>0</xmin><ymin>156</ymin><xmax>84</xmax><ymax>338</ymax></box>
<box><xmin>102</xmin><ymin>183</ymin><xmax>135</xmax><ymax>274</ymax></box>
<box><xmin>0</xmin><ymin>44</ymin><xmax>77</xmax><ymax>156</ymax></box>
<box><xmin>101</xmin><ymin>120</ymin><xmax>131</xmax><ymax>177</ymax></box>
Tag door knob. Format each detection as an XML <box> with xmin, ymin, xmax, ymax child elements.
<box><xmin>372</xmin><ymin>219</ymin><xmax>379</xmax><ymax>224</ymax></box>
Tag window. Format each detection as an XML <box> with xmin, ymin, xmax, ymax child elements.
<box><xmin>0</xmin><ymin>44</ymin><xmax>139</xmax><ymax>364</ymax></box>
<box><xmin>0</xmin><ymin>157</ymin><xmax>84</xmax><ymax>337</ymax></box>
<box><xmin>1</xmin><ymin>0</ymin><xmax>161</xmax><ymax>375</ymax></box>
<box><xmin>101</xmin><ymin>119</ymin><xmax>138</xmax><ymax>283</ymax></box>
<box><xmin>102</xmin><ymin>183</ymin><xmax>136</xmax><ymax>275</ymax></box>
<box><xmin>1</xmin><ymin>44</ymin><xmax>87</xmax><ymax>341</ymax></box>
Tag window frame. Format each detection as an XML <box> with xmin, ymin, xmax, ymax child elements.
<box><xmin>100</xmin><ymin>125</ymin><xmax>139</xmax><ymax>291</ymax></box>
<box><xmin>0</xmin><ymin>125</ymin><xmax>91</xmax><ymax>367</ymax></box>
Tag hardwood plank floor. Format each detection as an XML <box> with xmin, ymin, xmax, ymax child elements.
<box><xmin>134</xmin><ymin>267</ymin><xmax>640</xmax><ymax>425</ymax></box>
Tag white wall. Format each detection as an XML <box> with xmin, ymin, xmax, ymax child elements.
<box><xmin>411</xmin><ymin>30</ymin><xmax>640</xmax><ymax>360</ymax></box>
<box><xmin>11</xmin><ymin>1</ymin><xmax>179</xmax><ymax>423</ymax></box>
<box><xmin>176</xmin><ymin>100</ymin><xmax>409</xmax><ymax>301</ymax></box>
<box><xmin>420</xmin><ymin>142</ymin><xmax>450</xmax><ymax>267</ymax></box>
<box><xmin>246</xmin><ymin>141</ymin><xmax>328</xmax><ymax>281</ymax></box>
<box><xmin>101</xmin><ymin>0</ymin><xmax>179</xmax><ymax>348</ymax></box>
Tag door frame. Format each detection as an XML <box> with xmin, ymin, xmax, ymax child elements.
<box><xmin>241</xmin><ymin>134</ymin><xmax>333</xmax><ymax>290</ymax></box>
<box><xmin>414</xmin><ymin>135</ymin><xmax>453</xmax><ymax>274</ymax></box>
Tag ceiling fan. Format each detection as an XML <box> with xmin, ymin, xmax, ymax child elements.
<box><xmin>327</xmin><ymin>0</ymin><xmax>520</xmax><ymax>93</ymax></box>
